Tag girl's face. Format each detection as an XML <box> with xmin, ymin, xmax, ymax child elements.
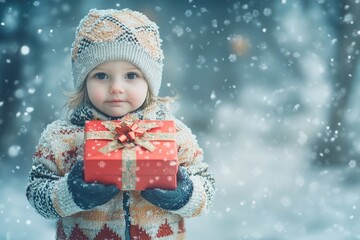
<box><xmin>86</xmin><ymin>60</ymin><xmax>148</xmax><ymax>117</ymax></box>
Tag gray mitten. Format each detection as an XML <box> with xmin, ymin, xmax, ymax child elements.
<box><xmin>141</xmin><ymin>167</ymin><xmax>193</xmax><ymax>210</ymax></box>
<box><xmin>67</xmin><ymin>161</ymin><xmax>120</xmax><ymax>210</ymax></box>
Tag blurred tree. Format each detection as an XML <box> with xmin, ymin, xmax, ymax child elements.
<box><xmin>314</xmin><ymin>0</ymin><xmax>360</xmax><ymax>166</ymax></box>
<box><xmin>0</xmin><ymin>0</ymin><xmax>83</xmax><ymax>165</ymax></box>
<box><xmin>0</xmin><ymin>1</ymin><xmax>31</xmax><ymax>161</ymax></box>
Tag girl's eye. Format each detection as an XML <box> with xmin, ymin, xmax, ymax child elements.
<box><xmin>94</xmin><ymin>72</ymin><xmax>109</xmax><ymax>80</ymax></box>
<box><xmin>125</xmin><ymin>72</ymin><xmax>139</xmax><ymax>80</ymax></box>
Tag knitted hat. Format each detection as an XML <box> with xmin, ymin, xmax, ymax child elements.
<box><xmin>71</xmin><ymin>8</ymin><xmax>164</xmax><ymax>96</ymax></box>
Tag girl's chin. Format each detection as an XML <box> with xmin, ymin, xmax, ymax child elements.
<box><xmin>108</xmin><ymin>112</ymin><xmax>127</xmax><ymax>118</ymax></box>
<box><xmin>101</xmin><ymin>109</ymin><xmax>128</xmax><ymax>118</ymax></box>
<box><xmin>103</xmin><ymin>107</ymin><xmax>128</xmax><ymax>116</ymax></box>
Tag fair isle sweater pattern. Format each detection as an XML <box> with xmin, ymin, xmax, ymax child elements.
<box><xmin>26</xmin><ymin>102</ymin><xmax>215</xmax><ymax>240</ymax></box>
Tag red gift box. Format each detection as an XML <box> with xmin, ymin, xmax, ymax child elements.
<box><xmin>84</xmin><ymin>116</ymin><xmax>178</xmax><ymax>190</ymax></box>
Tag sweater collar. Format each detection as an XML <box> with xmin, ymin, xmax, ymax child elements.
<box><xmin>69</xmin><ymin>105</ymin><xmax>144</xmax><ymax>126</ymax></box>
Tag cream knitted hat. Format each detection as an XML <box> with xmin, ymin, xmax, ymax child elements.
<box><xmin>71</xmin><ymin>8</ymin><xmax>164</xmax><ymax>96</ymax></box>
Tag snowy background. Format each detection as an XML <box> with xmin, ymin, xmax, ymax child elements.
<box><xmin>2</xmin><ymin>0</ymin><xmax>360</xmax><ymax>239</ymax></box>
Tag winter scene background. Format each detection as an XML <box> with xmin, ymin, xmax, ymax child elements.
<box><xmin>1</xmin><ymin>0</ymin><xmax>360</xmax><ymax>239</ymax></box>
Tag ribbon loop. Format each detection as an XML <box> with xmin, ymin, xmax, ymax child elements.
<box><xmin>114</xmin><ymin>122</ymin><xmax>146</xmax><ymax>143</ymax></box>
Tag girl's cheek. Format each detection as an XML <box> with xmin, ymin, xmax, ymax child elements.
<box><xmin>92</xmin><ymin>91</ymin><xmax>104</xmax><ymax>101</ymax></box>
<box><xmin>88</xmin><ymin>88</ymin><xmax>104</xmax><ymax>101</ymax></box>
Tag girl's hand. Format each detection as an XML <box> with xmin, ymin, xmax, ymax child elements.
<box><xmin>141</xmin><ymin>167</ymin><xmax>193</xmax><ymax>210</ymax></box>
<box><xmin>67</xmin><ymin>161</ymin><xmax>120</xmax><ymax>210</ymax></box>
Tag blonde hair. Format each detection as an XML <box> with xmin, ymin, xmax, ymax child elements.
<box><xmin>142</xmin><ymin>88</ymin><xmax>177</xmax><ymax>108</ymax></box>
<box><xmin>65</xmin><ymin>82</ymin><xmax>88</xmax><ymax>110</ymax></box>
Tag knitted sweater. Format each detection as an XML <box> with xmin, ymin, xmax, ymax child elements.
<box><xmin>26</xmin><ymin>102</ymin><xmax>215</xmax><ymax>240</ymax></box>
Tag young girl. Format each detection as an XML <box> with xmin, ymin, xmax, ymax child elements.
<box><xmin>26</xmin><ymin>8</ymin><xmax>215</xmax><ymax>240</ymax></box>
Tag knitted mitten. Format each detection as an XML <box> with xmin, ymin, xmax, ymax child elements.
<box><xmin>141</xmin><ymin>167</ymin><xmax>193</xmax><ymax>210</ymax></box>
<box><xmin>67</xmin><ymin>161</ymin><xmax>120</xmax><ymax>210</ymax></box>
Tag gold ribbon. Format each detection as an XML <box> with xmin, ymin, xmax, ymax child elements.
<box><xmin>85</xmin><ymin>118</ymin><xmax>175</xmax><ymax>190</ymax></box>
<box><xmin>85</xmin><ymin>121</ymin><xmax>160</xmax><ymax>153</ymax></box>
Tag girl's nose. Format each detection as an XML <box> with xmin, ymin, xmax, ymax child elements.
<box><xmin>109</xmin><ymin>80</ymin><xmax>125</xmax><ymax>94</ymax></box>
